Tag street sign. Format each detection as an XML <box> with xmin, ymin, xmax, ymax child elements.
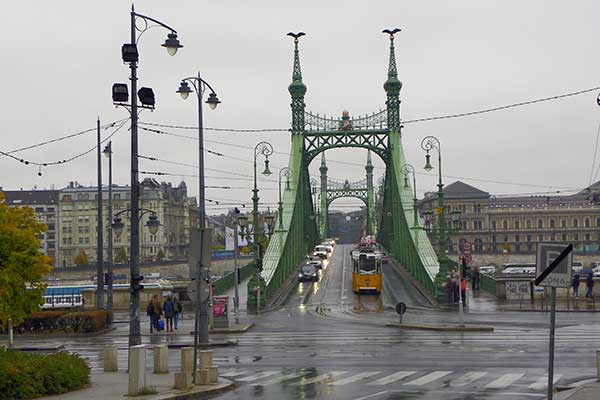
<box><xmin>395</xmin><ymin>302</ymin><xmax>407</xmax><ymax>324</ymax></box>
<box><xmin>463</xmin><ymin>241</ymin><xmax>472</xmax><ymax>253</ymax></box>
<box><xmin>535</xmin><ymin>243</ymin><xmax>573</xmax><ymax>288</ymax></box>
<box><xmin>462</xmin><ymin>254</ymin><xmax>472</xmax><ymax>264</ymax></box>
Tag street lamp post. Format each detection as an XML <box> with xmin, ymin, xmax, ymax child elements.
<box><xmin>96</xmin><ymin>118</ymin><xmax>104</xmax><ymax>310</ymax></box>
<box><xmin>232</xmin><ymin>208</ymin><xmax>241</xmax><ymax>325</ymax></box>
<box><xmin>250</xmin><ymin>141</ymin><xmax>273</xmax><ymax>312</ymax></box>
<box><xmin>421</xmin><ymin>135</ymin><xmax>450</xmax><ymax>299</ymax></box>
<box><xmin>103</xmin><ymin>142</ymin><xmax>113</xmax><ymax>322</ymax></box>
<box><xmin>400</xmin><ymin>163</ymin><xmax>418</xmax><ymax>228</ymax></box>
<box><xmin>112</xmin><ymin>5</ymin><xmax>182</xmax><ymax>348</ymax></box>
<box><xmin>176</xmin><ymin>73</ymin><xmax>220</xmax><ymax>380</ymax></box>
<box><xmin>278</xmin><ymin>168</ymin><xmax>292</xmax><ymax>230</ymax></box>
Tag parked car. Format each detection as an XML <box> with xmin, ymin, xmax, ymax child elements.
<box><xmin>478</xmin><ymin>266</ymin><xmax>496</xmax><ymax>276</ymax></box>
<box><xmin>314</xmin><ymin>245</ymin><xmax>329</xmax><ymax>259</ymax></box>
<box><xmin>320</xmin><ymin>243</ymin><xmax>334</xmax><ymax>253</ymax></box>
<box><xmin>502</xmin><ymin>266</ymin><xmax>536</xmax><ymax>275</ymax></box>
<box><xmin>298</xmin><ymin>264</ymin><xmax>318</xmax><ymax>282</ymax></box>
<box><xmin>307</xmin><ymin>258</ymin><xmax>323</xmax><ymax>270</ymax></box>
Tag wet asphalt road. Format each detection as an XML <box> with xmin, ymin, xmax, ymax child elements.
<box><xmin>7</xmin><ymin>244</ymin><xmax>600</xmax><ymax>399</ymax></box>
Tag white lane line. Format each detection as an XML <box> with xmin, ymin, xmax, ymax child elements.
<box><xmin>403</xmin><ymin>371</ymin><xmax>452</xmax><ymax>386</ymax></box>
<box><xmin>528</xmin><ymin>374</ymin><xmax>562</xmax><ymax>390</ymax></box>
<box><xmin>331</xmin><ymin>371</ymin><xmax>382</xmax><ymax>386</ymax></box>
<box><xmin>220</xmin><ymin>370</ymin><xmax>249</xmax><ymax>378</ymax></box>
<box><xmin>292</xmin><ymin>371</ymin><xmax>347</xmax><ymax>385</ymax></box>
<box><xmin>450</xmin><ymin>371</ymin><xmax>488</xmax><ymax>387</ymax></box>
<box><xmin>340</xmin><ymin>246</ymin><xmax>346</xmax><ymax>305</ymax></box>
<box><xmin>367</xmin><ymin>371</ymin><xmax>416</xmax><ymax>386</ymax></box>
<box><xmin>353</xmin><ymin>391</ymin><xmax>389</xmax><ymax>400</ymax></box>
<box><xmin>236</xmin><ymin>371</ymin><xmax>279</xmax><ymax>382</ymax></box>
<box><xmin>485</xmin><ymin>373</ymin><xmax>525</xmax><ymax>388</ymax></box>
<box><xmin>250</xmin><ymin>371</ymin><xmax>311</xmax><ymax>386</ymax></box>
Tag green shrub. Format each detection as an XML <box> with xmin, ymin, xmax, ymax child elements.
<box><xmin>6</xmin><ymin>310</ymin><xmax>108</xmax><ymax>334</ymax></box>
<box><xmin>0</xmin><ymin>350</ymin><xmax>89</xmax><ymax>399</ymax></box>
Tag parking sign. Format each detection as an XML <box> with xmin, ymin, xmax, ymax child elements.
<box><xmin>535</xmin><ymin>243</ymin><xmax>572</xmax><ymax>288</ymax></box>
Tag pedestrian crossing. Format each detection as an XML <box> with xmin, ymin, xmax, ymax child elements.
<box><xmin>220</xmin><ymin>368</ymin><xmax>568</xmax><ymax>392</ymax></box>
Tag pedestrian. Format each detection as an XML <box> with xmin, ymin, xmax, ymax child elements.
<box><xmin>443</xmin><ymin>276</ymin><xmax>452</xmax><ymax>304</ymax></box>
<box><xmin>173</xmin><ymin>296</ymin><xmax>183</xmax><ymax>330</ymax></box>
<box><xmin>451</xmin><ymin>277</ymin><xmax>460</xmax><ymax>304</ymax></box>
<box><xmin>572</xmin><ymin>274</ymin><xmax>580</xmax><ymax>298</ymax></box>
<box><xmin>585</xmin><ymin>273</ymin><xmax>594</xmax><ymax>298</ymax></box>
<box><xmin>472</xmin><ymin>267</ymin><xmax>481</xmax><ymax>291</ymax></box>
<box><xmin>147</xmin><ymin>295</ymin><xmax>162</xmax><ymax>333</ymax></box>
<box><xmin>163</xmin><ymin>295</ymin><xmax>175</xmax><ymax>332</ymax></box>
<box><xmin>460</xmin><ymin>277</ymin><xmax>467</xmax><ymax>303</ymax></box>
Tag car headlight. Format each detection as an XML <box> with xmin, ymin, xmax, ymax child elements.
<box><xmin>299</xmin><ymin>274</ymin><xmax>303</xmax><ymax>278</ymax></box>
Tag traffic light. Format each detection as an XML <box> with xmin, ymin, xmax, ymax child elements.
<box><xmin>131</xmin><ymin>275</ymin><xmax>144</xmax><ymax>293</ymax></box>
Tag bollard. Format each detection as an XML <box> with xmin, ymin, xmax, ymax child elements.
<box><xmin>208</xmin><ymin>366</ymin><xmax>219</xmax><ymax>384</ymax></box>
<box><xmin>153</xmin><ymin>345</ymin><xmax>169</xmax><ymax>374</ymax></box>
<box><xmin>103</xmin><ymin>345</ymin><xmax>118</xmax><ymax>372</ymax></box>
<box><xmin>128</xmin><ymin>345</ymin><xmax>147</xmax><ymax>396</ymax></box>
<box><xmin>174</xmin><ymin>372</ymin><xmax>193</xmax><ymax>389</ymax></box>
<box><xmin>199</xmin><ymin>350</ymin><xmax>213</xmax><ymax>369</ymax></box>
<box><xmin>597</xmin><ymin>350</ymin><xmax>600</xmax><ymax>382</ymax></box>
<box><xmin>181</xmin><ymin>347</ymin><xmax>194</xmax><ymax>373</ymax></box>
<box><xmin>195</xmin><ymin>369</ymin><xmax>210</xmax><ymax>385</ymax></box>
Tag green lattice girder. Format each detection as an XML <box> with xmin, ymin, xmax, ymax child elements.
<box><xmin>304</xmin><ymin>129</ymin><xmax>389</xmax><ymax>165</ymax></box>
<box><xmin>260</xmin><ymin>134</ymin><xmax>319</xmax><ymax>297</ymax></box>
<box><xmin>377</xmin><ymin>130</ymin><xmax>439</xmax><ymax>293</ymax></box>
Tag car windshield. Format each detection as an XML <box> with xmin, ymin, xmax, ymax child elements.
<box><xmin>315</xmin><ymin>246</ymin><xmax>327</xmax><ymax>252</ymax></box>
<box><xmin>359</xmin><ymin>258</ymin><xmax>377</xmax><ymax>273</ymax></box>
<box><xmin>301</xmin><ymin>265</ymin><xmax>315</xmax><ymax>273</ymax></box>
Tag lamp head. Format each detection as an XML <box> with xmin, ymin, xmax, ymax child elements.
<box><xmin>403</xmin><ymin>176</ymin><xmax>409</xmax><ymax>189</ymax></box>
<box><xmin>206</xmin><ymin>92</ymin><xmax>221</xmax><ymax>110</ymax></box>
<box><xmin>162</xmin><ymin>33</ymin><xmax>183</xmax><ymax>56</ymax></box>
<box><xmin>262</xmin><ymin>158</ymin><xmax>272</xmax><ymax>176</ymax></box>
<box><xmin>146</xmin><ymin>214</ymin><xmax>160</xmax><ymax>235</ymax></box>
<box><xmin>111</xmin><ymin>216</ymin><xmax>125</xmax><ymax>238</ymax></box>
<box><xmin>137</xmin><ymin>87</ymin><xmax>155</xmax><ymax>108</ymax></box>
<box><xmin>112</xmin><ymin>83</ymin><xmax>129</xmax><ymax>103</ymax></box>
<box><xmin>424</xmin><ymin>152</ymin><xmax>433</xmax><ymax>171</ymax></box>
<box><xmin>177</xmin><ymin>81</ymin><xmax>192</xmax><ymax>100</ymax></box>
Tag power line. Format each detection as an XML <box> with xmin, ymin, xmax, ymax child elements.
<box><xmin>590</xmin><ymin>119</ymin><xmax>600</xmax><ymax>184</ymax></box>
<box><xmin>139</xmin><ymin>121</ymin><xmax>289</xmax><ymax>133</ymax></box>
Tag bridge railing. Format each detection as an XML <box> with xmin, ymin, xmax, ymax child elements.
<box><xmin>480</xmin><ymin>273</ymin><xmax>497</xmax><ymax>296</ymax></box>
<box><xmin>213</xmin><ymin>262</ymin><xmax>256</xmax><ymax>296</ymax></box>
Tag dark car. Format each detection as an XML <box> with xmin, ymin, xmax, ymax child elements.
<box><xmin>298</xmin><ymin>264</ymin><xmax>318</xmax><ymax>283</ymax></box>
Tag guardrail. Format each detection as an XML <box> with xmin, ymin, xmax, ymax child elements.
<box><xmin>212</xmin><ymin>262</ymin><xmax>256</xmax><ymax>296</ymax></box>
<box><xmin>480</xmin><ymin>273</ymin><xmax>497</xmax><ymax>296</ymax></box>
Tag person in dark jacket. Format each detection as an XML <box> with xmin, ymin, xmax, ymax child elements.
<box><xmin>163</xmin><ymin>296</ymin><xmax>175</xmax><ymax>333</ymax></box>
<box><xmin>472</xmin><ymin>267</ymin><xmax>481</xmax><ymax>291</ymax></box>
<box><xmin>585</xmin><ymin>273</ymin><xmax>594</xmax><ymax>298</ymax></box>
<box><xmin>173</xmin><ymin>296</ymin><xmax>183</xmax><ymax>330</ymax></box>
<box><xmin>572</xmin><ymin>274</ymin><xmax>580</xmax><ymax>298</ymax></box>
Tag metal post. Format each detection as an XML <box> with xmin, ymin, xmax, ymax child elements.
<box><xmin>257</xmin><ymin>287</ymin><xmax>261</xmax><ymax>315</ymax></box>
<box><xmin>547</xmin><ymin>287</ymin><xmax>557</xmax><ymax>400</ymax></box>
<box><xmin>233</xmin><ymin>219</ymin><xmax>240</xmax><ymax>325</ymax></box>
<box><xmin>106</xmin><ymin>142</ymin><xmax>113</xmax><ymax>322</ymax></box>
<box><xmin>128</xmin><ymin>5</ymin><xmax>142</xmax><ymax>348</ymax></box>
<box><xmin>457</xmin><ymin>254</ymin><xmax>464</xmax><ymax>327</ymax></box>
<box><xmin>96</xmin><ymin>118</ymin><xmax>104</xmax><ymax>310</ymax></box>
<box><xmin>437</xmin><ymin>149</ymin><xmax>446</xmax><ymax>270</ymax></box>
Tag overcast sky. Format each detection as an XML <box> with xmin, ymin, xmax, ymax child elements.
<box><xmin>2</xmin><ymin>1</ymin><xmax>599</xmax><ymax>214</ymax></box>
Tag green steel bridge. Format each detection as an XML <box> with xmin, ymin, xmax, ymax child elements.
<box><xmin>247</xmin><ymin>30</ymin><xmax>441</xmax><ymax>306</ymax></box>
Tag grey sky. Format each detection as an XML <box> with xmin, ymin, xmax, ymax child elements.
<box><xmin>1</xmin><ymin>0</ymin><xmax>599</xmax><ymax>214</ymax></box>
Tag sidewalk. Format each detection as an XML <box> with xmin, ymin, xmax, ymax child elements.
<box><xmin>43</xmin><ymin>371</ymin><xmax>234</xmax><ymax>400</ymax></box>
<box><xmin>553</xmin><ymin>381</ymin><xmax>600</xmax><ymax>400</ymax></box>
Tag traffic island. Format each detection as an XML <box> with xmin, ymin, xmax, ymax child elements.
<box><xmin>385</xmin><ymin>322</ymin><xmax>494</xmax><ymax>332</ymax></box>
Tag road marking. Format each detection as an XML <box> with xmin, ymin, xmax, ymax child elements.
<box><xmin>367</xmin><ymin>371</ymin><xmax>416</xmax><ymax>386</ymax></box>
<box><xmin>250</xmin><ymin>371</ymin><xmax>311</xmax><ymax>386</ymax></box>
<box><xmin>403</xmin><ymin>371</ymin><xmax>452</xmax><ymax>386</ymax></box>
<box><xmin>388</xmin><ymin>389</ymin><xmax>544</xmax><ymax>398</ymax></box>
<box><xmin>341</xmin><ymin>246</ymin><xmax>346</xmax><ymax>305</ymax></box>
<box><xmin>220</xmin><ymin>370</ymin><xmax>249</xmax><ymax>378</ymax></box>
<box><xmin>331</xmin><ymin>371</ymin><xmax>381</xmax><ymax>385</ymax></box>
<box><xmin>353</xmin><ymin>391</ymin><xmax>389</xmax><ymax>400</ymax></box>
<box><xmin>528</xmin><ymin>374</ymin><xmax>562</xmax><ymax>390</ymax></box>
<box><xmin>292</xmin><ymin>371</ymin><xmax>347</xmax><ymax>385</ymax></box>
<box><xmin>450</xmin><ymin>371</ymin><xmax>488</xmax><ymax>387</ymax></box>
<box><xmin>485</xmin><ymin>373</ymin><xmax>525</xmax><ymax>388</ymax></box>
<box><xmin>236</xmin><ymin>371</ymin><xmax>279</xmax><ymax>382</ymax></box>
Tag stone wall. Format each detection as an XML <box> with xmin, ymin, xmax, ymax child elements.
<box><xmin>469</xmin><ymin>253</ymin><xmax>600</xmax><ymax>267</ymax></box>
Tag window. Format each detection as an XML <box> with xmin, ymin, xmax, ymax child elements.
<box><xmin>526</xmin><ymin>220</ymin><xmax>532</xmax><ymax>229</ymax></box>
<box><xmin>586</xmin><ymin>233</ymin><xmax>591</xmax><ymax>241</ymax></box>
<box><xmin>538</xmin><ymin>234</ymin><xmax>544</xmax><ymax>242</ymax></box>
<box><xmin>63</xmin><ymin>227</ymin><xmax>69</xmax><ymax>234</ymax></box>
<box><xmin>574</xmin><ymin>234</ymin><xmax>579</xmax><ymax>241</ymax></box>
<box><xmin>35</xmin><ymin>207</ymin><xmax>44</xmax><ymax>213</ymax></box>
<box><xmin>561</xmin><ymin>234</ymin><xmax>567</xmax><ymax>241</ymax></box>
<box><xmin>47</xmin><ymin>207</ymin><xmax>55</xmax><ymax>212</ymax></box>
<box><xmin>515</xmin><ymin>221</ymin><xmax>520</xmax><ymax>229</ymax></box>
<box><xmin>561</xmin><ymin>220</ymin><xmax>566</xmax><ymax>228</ymax></box>
<box><xmin>550</xmin><ymin>219</ymin><xmax>555</xmax><ymax>228</ymax></box>
<box><xmin>84</xmin><ymin>237</ymin><xmax>89</xmax><ymax>244</ymax></box>
<box><xmin>515</xmin><ymin>235</ymin><xmax>520</xmax><ymax>242</ymax></box>
<box><xmin>551</xmin><ymin>234</ymin><xmax>556</xmax><ymax>241</ymax></box>
<box><xmin>79</xmin><ymin>237</ymin><xmax>83</xmax><ymax>244</ymax></box>
<box><xmin>474</xmin><ymin>239</ymin><xmax>483</xmax><ymax>252</ymax></box>
<box><xmin>503</xmin><ymin>235</ymin><xmax>508</xmax><ymax>242</ymax></box>
<box><xmin>597</xmin><ymin>217</ymin><xmax>600</xmax><ymax>227</ymax></box>
<box><xmin>62</xmin><ymin>195</ymin><xmax>72</xmax><ymax>202</ymax></box>
<box><xmin>47</xmin><ymin>223</ymin><xmax>55</xmax><ymax>231</ymax></box>
<box><xmin>585</xmin><ymin>218</ymin><xmax>590</xmax><ymax>228</ymax></box>
<box><xmin>538</xmin><ymin>220</ymin><xmax>543</xmax><ymax>229</ymax></box>
<box><xmin>114</xmin><ymin>194</ymin><xmax>121</xmax><ymax>200</ymax></box>
<box><xmin>503</xmin><ymin>220</ymin><xmax>508</xmax><ymax>230</ymax></box>
<box><xmin>492</xmin><ymin>235</ymin><xmax>497</xmax><ymax>243</ymax></box>
<box><xmin>491</xmin><ymin>221</ymin><xmax>497</xmax><ymax>230</ymax></box>
<box><xmin>527</xmin><ymin>234</ymin><xmax>532</xmax><ymax>242</ymax></box>
<box><xmin>573</xmin><ymin>219</ymin><xmax>579</xmax><ymax>228</ymax></box>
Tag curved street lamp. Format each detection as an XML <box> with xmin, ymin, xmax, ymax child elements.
<box><xmin>253</xmin><ymin>141</ymin><xmax>274</xmax><ymax>268</ymax></box>
<box><xmin>278</xmin><ymin>167</ymin><xmax>293</xmax><ymax>230</ymax></box>
<box><xmin>400</xmin><ymin>163</ymin><xmax>418</xmax><ymax>228</ymax></box>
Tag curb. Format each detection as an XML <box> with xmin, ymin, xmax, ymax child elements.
<box><xmin>0</xmin><ymin>326</ymin><xmax>117</xmax><ymax>340</ymax></box>
<box><xmin>151</xmin><ymin>379</ymin><xmax>236</xmax><ymax>400</ymax></box>
<box><xmin>169</xmin><ymin>340</ymin><xmax>238</xmax><ymax>348</ymax></box>
<box><xmin>2</xmin><ymin>344</ymin><xmax>65</xmax><ymax>352</ymax></box>
<box><xmin>385</xmin><ymin>322</ymin><xmax>494</xmax><ymax>332</ymax></box>
<box><xmin>210</xmin><ymin>323</ymin><xmax>254</xmax><ymax>334</ymax></box>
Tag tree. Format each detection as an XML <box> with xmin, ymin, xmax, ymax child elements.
<box><xmin>114</xmin><ymin>247</ymin><xmax>128</xmax><ymax>264</ymax></box>
<box><xmin>0</xmin><ymin>192</ymin><xmax>52</xmax><ymax>346</ymax></box>
<box><xmin>74</xmin><ymin>251</ymin><xmax>88</xmax><ymax>266</ymax></box>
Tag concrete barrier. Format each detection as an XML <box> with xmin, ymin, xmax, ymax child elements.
<box><xmin>103</xmin><ymin>345</ymin><xmax>118</xmax><ymax>372</ymax></box>
<box><xmin>181</xmin><ymin>347</ymin><xmax>194</xmax><ymax>373</ymax></box>
<box><xmin>174</xmin><ymin>372</ymin><xmax>193</xmax><ymax>389</ymax></box>
<box><xmin>199</xmin><ymin>350</ymin><xmax>213</xmax><ymax>369</ymax></box>
<box><xmin>596</xmin><ymin>350</ymin><xmax>600</xmax><ymax>382</ymax></box>
<box><xmin>128</xmin><ymin>345</ymin><xmax>147</xmax><ymax>396</ymax></box>
<box><xmin>153</xmin><ymin>345</ymin><xmax>169</xmax><ymax>374</ymax></box>
<box><xmin>209</xmin><ymin>366</ymin><xmax>219</xmax><ymax>384</ymax></box>
<box><xmin>195</xmin><ymin>369</ymin><xmax>210</xmax><ymax>385</ymax></box>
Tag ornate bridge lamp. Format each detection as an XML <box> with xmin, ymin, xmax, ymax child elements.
<box><xmin>400</xmin><ymin>164</ymin><xmax>419</xmax><ymax>228</ymax></box>
<box><xmin>248</xmin><ymin>141</ymin><xmax>274</xmax><ymax>312</ymax></box>
<box><xmin>278</xmin><ymin>168</ymin><xmax>293</xmax><ymax>230</ymax></box>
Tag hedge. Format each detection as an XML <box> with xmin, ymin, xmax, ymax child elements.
<box><xmin>6</xmin><ymin>311</ymin><xmax>109</xmax><ymax>334</ymax></box>
<box><xmin>0</xmin><ymin>350</ymin><xmax>90</xmax><ymax>399</ymax></box>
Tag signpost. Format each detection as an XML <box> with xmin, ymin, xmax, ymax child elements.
<box><xmin>534</xmin><ymin>243</ymin><xmax>573</xmax><ymax>400</ymax></box>
<box><xmin>395</xmin><ymin>302</ymin><xmax>407</xmax><ymax>324</ymax></box>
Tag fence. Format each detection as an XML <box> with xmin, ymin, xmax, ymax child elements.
<box><xmin>480</xmin><ymin>273</ymin><xmax>497</xmax><ymax>296</ymax></box>
<box><xmin>212</xmin><ymin>262</ymin><xmax>256</xmax><ymax>296</ymax></box>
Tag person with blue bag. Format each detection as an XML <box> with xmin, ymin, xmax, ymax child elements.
<box><xmin>163</xmin><ymin>296</ymin><xmax>175</xmax><ymax>333</ymax></box>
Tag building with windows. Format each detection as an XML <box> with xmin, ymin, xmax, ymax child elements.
<box><xmin>1</xmin><ymin>189</ymin><xmax>59</xmax><ymax>265</ymax></box>
<box><xmin>419</xmin><ymin>181</ymin><xmax>600</xmax><ymax>256</ymax></box>
<box><xmin>56</xmin><ymin>179</ymin><xmax>197</xmax><ymax>268</ymax></box>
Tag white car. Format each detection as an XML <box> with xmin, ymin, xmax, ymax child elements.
<box><xmin>314</xmin><ymin>245</ymin><xmax>329</xmax><ymax>259</ymax></box>
<box><xmin>593</xmin><ymin>266</ymin><xmax>600</xmax><ymax>277</ymax></box>
<box><xmin>478</xmin><ymin>266</ymin><xmax>496</xmax><ymax>275</ymax></box>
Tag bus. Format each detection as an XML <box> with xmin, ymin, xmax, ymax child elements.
<box><xmin>350</xmin><ymin>240</ymin><xmax>383</xmax><ymax>294</ymax></box>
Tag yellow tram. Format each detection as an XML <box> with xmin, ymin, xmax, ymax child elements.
<box><xmin>351</xmin><ymin>245</ymin><xmax>383</xmax><ymax>294</ymax></box>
